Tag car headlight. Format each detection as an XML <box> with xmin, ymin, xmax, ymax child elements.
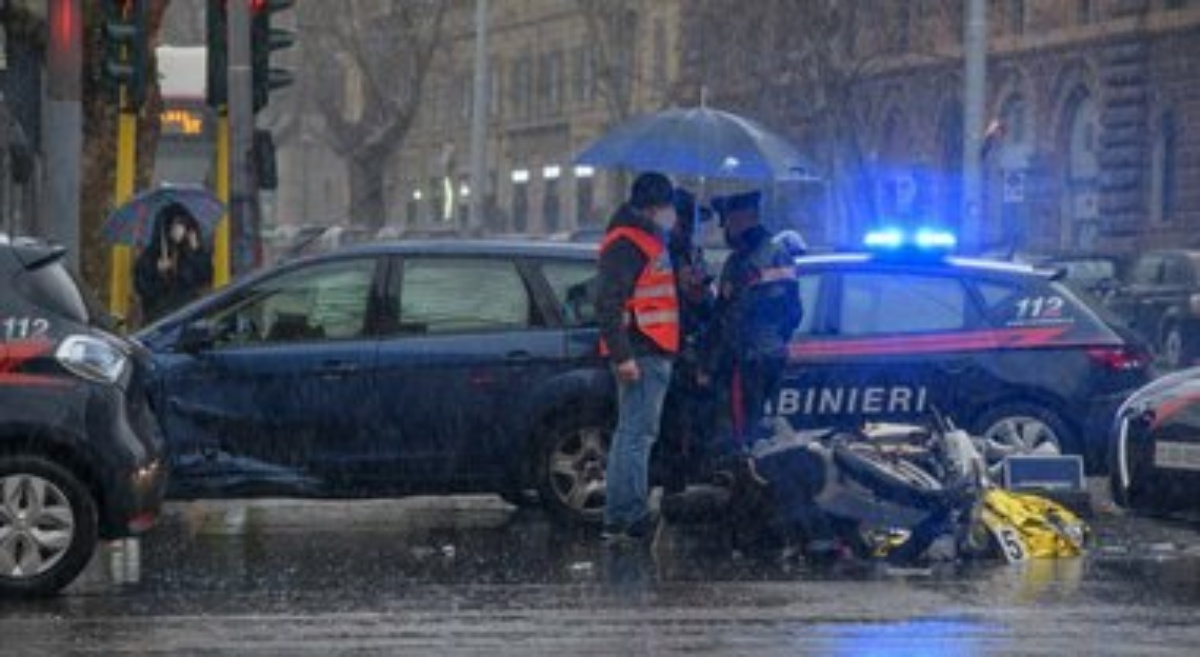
<box><xmin>56</xmin><ymin>335</ymin><xmax>129</xmax><ymax>384</ymax></box>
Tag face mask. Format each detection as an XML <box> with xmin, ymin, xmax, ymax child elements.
<box><xmin>652</xmin><ymin>207</ymin><xmax>677</xmax><ymax>233</ymax></box>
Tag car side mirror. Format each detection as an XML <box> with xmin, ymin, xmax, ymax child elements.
<box><xmin>177</xmin><ymin>320</ymin><xmax>220</xmax><ymax>353</ymax></box>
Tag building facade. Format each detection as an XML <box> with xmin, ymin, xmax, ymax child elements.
<box><xmin>393</xmin><ymin>0</ymin><xmax>684</xmax><ymax>236</ymax></box>
<box><xmin>1</xmin><ymin>0</ymin><xmax>46</xmax><ymax>238</ymax></box>
<box><xmin>679</xmin><ymin>0</ymin><xmax>1200</xmax><ymax>254</ymax></box>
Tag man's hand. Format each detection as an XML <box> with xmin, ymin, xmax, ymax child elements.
<box><xmin>615</xmin><ymin>359</ymin><xmax>641</xmax><ymax>382</ymax></box>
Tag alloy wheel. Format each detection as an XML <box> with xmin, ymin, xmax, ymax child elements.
<box><xmin>546</xmin><ymin>425</ymin><xmax>608</xmax><ymax>521</ymax></box>
<box><xmin>981</xmin><ymin>416</ymin><xmax>1061</xmax><ymax>462</ymax></box>
<box><xmin>0</xmin><ymin>474</ymin><xmax>76</xmax><ymax>579</ymax></box>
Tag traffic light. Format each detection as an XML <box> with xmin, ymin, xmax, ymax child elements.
<box><xmin>206</xmin><ymin>0</ymin><xmax>228</xmax><ymax>108</ymax></box>
<box><xmin>102</xmin><ymin>0</ymin><xmax>149</xmax><ymax>109</ymax></box>
<box><xmin>251</xmin><ymin>0</ymin><xmax>296</xmax><ymax>113</ymax></box>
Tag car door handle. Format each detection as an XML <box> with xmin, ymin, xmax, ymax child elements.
<box><xmin>506</xmin><ymin>350</ymin><xmax>533</xmax><ymax>363</ymax></box>
<box><xmin>317</xmin><ymin>361</ymin><xmax>361</xmax><ymax>377</ymax></box>
<box><xmin>941</xmin><ymin>360</ymin><xmax>971</xmax><ymax>375</ymax></box>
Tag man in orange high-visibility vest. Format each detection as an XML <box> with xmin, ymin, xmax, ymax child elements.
<box><xmin>596</xmin><ymin>172</ymin><xmax>680</xmax><ymax>544</ymax></box>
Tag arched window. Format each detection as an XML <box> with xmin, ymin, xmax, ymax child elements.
<box><xmin>1151</xmin><ymin>111</ymin><xmax>1179</xmax><ymax>223</ymax></box>
<box><xmin>938</xmin><ymin>101</ymin><xmax>964</xmax><ymax>227</ymax></box>
<box><xmin>1061</xmin><ymin>87</ymin><xmax>1100</xmax><ymax>247</ymax></box>
<box><xmin>1000</xmin><ymin>94</ymin><xmax>1028</xmax><ymax>145</ymax></box>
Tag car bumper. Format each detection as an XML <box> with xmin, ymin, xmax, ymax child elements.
<box><xmin>1112</xmin><ymin>416</ymin><xmax>1200</xmax><ymax>511</ymax></box>
<box><xmin>89</xmin><ymin>382</ymin><xmax>170</xmax><ymax>539</ymax></box>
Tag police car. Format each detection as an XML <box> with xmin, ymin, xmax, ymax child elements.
<box><xmin>1110</xmin><ymin>367</ymin><xmax>1200</xmax><ymax>513</ymax></box>
<box><xmin>1</xmin><ymin>235</ymin><xmax>166</xmax><ymax>596</ymax></box>
<box><xmin>777</xmin><ymin>228</ymin><xmax>1151</xmax><ymax>472</ymax></box>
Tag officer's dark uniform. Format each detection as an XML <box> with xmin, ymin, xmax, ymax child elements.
<box><xmin>661</xmin><ymin>189</ymin><xmax>717</xmax><ymax>491</ymax></box>
<box><xmin>707</xmin><ymin>191</ymin><xmax>801</xmax><ymax>451</ymax></box>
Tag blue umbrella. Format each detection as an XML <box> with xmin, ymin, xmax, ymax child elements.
<box><xmin>103</xmin><ymin>184</ymin><xmax>225</xmax><ymax>247</ymax></box>
<box><xmin>574</xmin><ymin>106</ymin><xmax>814</xmax><ymax>180</ymax></box>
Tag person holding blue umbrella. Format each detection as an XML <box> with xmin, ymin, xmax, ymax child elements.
<box><xmin>134</xmin><ymin>202</ymin><xmax>213</xmax><ymax>323</ymax></box>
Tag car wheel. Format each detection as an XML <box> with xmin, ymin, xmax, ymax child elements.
<box><xmin>972</xmin><ymin>403</ymin><xmax>1074</xmax><ymax>465</ymax></box>
<box><xmin>0</xmin><ymin>456</ymin><xmax>98</xmax><ymax>598</ymax></box>
<box><xmin>535</xmin><ymin>411</ymin><xmax>611</xmax><ymax>525</ymax></box>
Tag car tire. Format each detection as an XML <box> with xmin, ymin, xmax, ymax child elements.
<box><xmin>0</xmin><ymin>455</ymin><xmax>99</xmax><ymax>598</ymax></box>
<box><xmin>535</xmin><ymin>409</ymin><xmax>612</xmax><ymax>526</ymax></box>
<box><xmin>971</xmin><ymin>403</ymin><xmax>1077</xmax><ymax>465</ymax></box>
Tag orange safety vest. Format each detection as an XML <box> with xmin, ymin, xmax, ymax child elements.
<box><xmin>599</xmin><ymin>227</ymin><xmax>680</xmax><ymax>356</ymax></box>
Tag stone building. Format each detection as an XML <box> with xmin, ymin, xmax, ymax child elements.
<box><xmin>678</xmin><ymin>0</ymin><xmax>1200</xmax><ymax>254</ymax></box>
<box><xmin>1</xmin><ymin>1</ymin><xmax>46</xmax><ymax>237</ymax></box>
<box><xmin>394</xmin><ymin>0</ymin><xmax>684</xmax><ymax>235</ymax></box>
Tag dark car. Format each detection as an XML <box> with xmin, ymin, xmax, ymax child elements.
<box><xmin>1031</xmin><ymin>253</ymin><xmax>1125</xmax><ymax>300</ymax></box>
<box><xmin>138</xmin><ymin>233</ymin><xmax>1150</xmax><ymax>529</ymax></box>
<box><xmin>779</xmin><ymin>239</ymin><xmax>1151</xmax><ymax>472</ymax></box>
<box><xmin>0</xmin><ymin>234</ymin><xmax>166</xmax><ymax>597</ymax></box>
<box><xmin>1110</xmin><ymin>367</ymin><xmax>1200</xmax><ymax>514</ymax></box>
<box><xmin>1104</xmin><ymin>249</ymin><xmax>1200</xmax><ymax>370</ymax></box>
<box><xmin>136</xmin><ymin>240</ymin><xmax>616</xmax><ymax>524</ymax></box>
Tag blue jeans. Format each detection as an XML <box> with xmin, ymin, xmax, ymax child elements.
<box><xmin>605</xmin><ymin>355</ymin><xmax>673</xmax><ymax>529</ymax></box>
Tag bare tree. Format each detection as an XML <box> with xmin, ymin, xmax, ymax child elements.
<box><xmin>684</xmin><ymin>0</ymin><xmax>959</xmax><ymax>242</ymax></box>
<box><xmin>576</xmin><ymin>0</ymin><xmax>640</xmax><ymax>126</ymax></box>
<box><xmin>298</xmin><ymin>0</ymin><xmax>448</xmax><ymax>227</ymax></box>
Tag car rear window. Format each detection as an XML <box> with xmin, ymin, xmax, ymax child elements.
<box><xmin>977</xmin><ymin>277</ymin><xmax>1118</xmax><ymax>336</ymax></box>
<box><xmin>396</xmin><ymin>258</ymin><xmax>534</xmax><ymax>334</ymax></box>
<box><xmin>540</xmin><ymin>260</ymin><xmax>598</xmax><ymax>327</ymax></box>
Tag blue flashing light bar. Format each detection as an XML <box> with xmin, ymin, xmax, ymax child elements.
<box><xmin>863</xmin><ymin>227</ymin><xmax>957</xmax><ymax>252</ymax></box>
<box><xmin>863</xmin><ymin>228</ymin><xmax>905</xmax><ymax>249</ymax></box>
<box><xmin>914</xmin><ymin>228</ymin><xmax>958</xmax><ymax>250</ymax></box>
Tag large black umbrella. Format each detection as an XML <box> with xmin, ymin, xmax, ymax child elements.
<box><xmin>574</xmin><ymin>106</ymin><xmax>813</xmax><ymax>180</ymax></box>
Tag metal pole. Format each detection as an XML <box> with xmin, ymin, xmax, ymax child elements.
<box><xmin>213</xmin><ymin>113</ymin><xmax>231</xmax><ymax>287</ymax></box>
<box><xmin>468</xmin><ymin>0</ymin><xmax>489</xmax><ymax>234</ymax></box>
<box><xmin>46</xmin><ymin>0</ymin><xmax>83</xmax><ymax>270</ymax></box>
<box><xmin>108</xmin><ymin>110</ymin><xmax>137</xmax><ymax>318</ymax></box>
<box><xmin>227</xmin><ymin>0</ymin><xmax>256</xmax><ymax>275</ymax></box>
<box><xmin>962</xmin><ymin>0</ymin><xmax>988</xmax><ymax>254</ymax></box>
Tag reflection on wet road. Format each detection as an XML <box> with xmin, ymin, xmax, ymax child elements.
<box><xmin>2</xmin><ymin>495</ymin><xmax>1199</xmax><ymax>655</ymax></box>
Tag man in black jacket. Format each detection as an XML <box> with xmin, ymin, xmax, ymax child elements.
<box><xmin>596</xmin><ymin>172</ymin><xmax>679</xmax><ymax>543</ymax></box>
<box><xmin>706</xmin><ymin>191</ymin><xmax>801</xmax><ymax>452</ymax></box>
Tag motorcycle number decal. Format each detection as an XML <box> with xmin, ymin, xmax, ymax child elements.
<box><xmin>991</xmin><ymin>524</ymin><xmax>1029</xmax><ymax>563</ymax></box>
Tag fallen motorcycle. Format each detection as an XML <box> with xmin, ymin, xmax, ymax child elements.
<box><xmin>663</xmin><ymin>413</ymin><xmax>1088</xmax><ymax>565</ymax></box>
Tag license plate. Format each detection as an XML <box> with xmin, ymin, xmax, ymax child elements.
<box><xmin>1154</xmin><ymin>440</ymin><xmax>1200</xmax><ymax>472</ymax></box>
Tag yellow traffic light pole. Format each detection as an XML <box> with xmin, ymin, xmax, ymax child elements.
<box><xmin>213</xmin><ymin>112</ymin><xmax>231</xmax><ymax>287</ymax></box>
<box><xmin>108</xmin><ymin>97</ymin><xmax>137</xmax><ymax>320</ymax></box>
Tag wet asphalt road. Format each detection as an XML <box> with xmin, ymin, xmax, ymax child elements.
<box><xmin>2</xmin><ymin>487</ymin><xmax>1199</xmax><ymax>656</ymax></box>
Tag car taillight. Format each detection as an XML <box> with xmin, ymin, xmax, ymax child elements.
<box><xmin>1087</xmin><ymin>346</ymin><xmax>1150</xmax><ymax>371</ymax></box>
